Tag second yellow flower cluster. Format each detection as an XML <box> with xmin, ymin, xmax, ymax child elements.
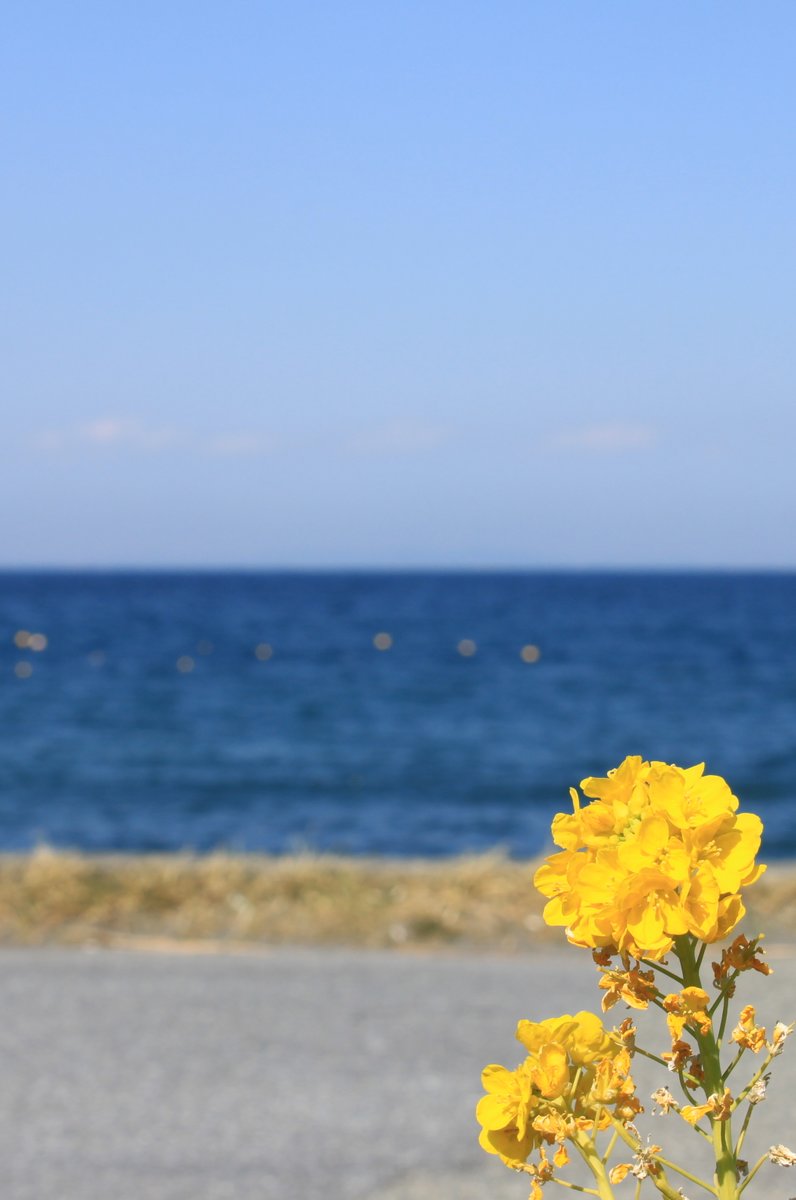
<box><xmin>477</xmin><ymin>1010</ymin><xmax>639</xmax><ymax>1184</ymax></box>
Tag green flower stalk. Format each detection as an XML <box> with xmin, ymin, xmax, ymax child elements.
<box><xmin>477</xmin><ymin>759</ymin><xmax>795</xmax><ymax>1199</ymax></box>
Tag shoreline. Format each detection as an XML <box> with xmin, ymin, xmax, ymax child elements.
<box><xmin>0</xmin><ymin>847</ymin><xmax>794</xmax><ymax>951</ymax></box>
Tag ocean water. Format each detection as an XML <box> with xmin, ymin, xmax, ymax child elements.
<box><xmin>0</xmin><ymin>571</ymin><xmax>794</xmax><ymax>858</ymax></box>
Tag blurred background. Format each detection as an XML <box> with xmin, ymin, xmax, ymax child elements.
<box><xmin>1</xmin><ymin>572</ymin><xmax>796</xmax><ymax>861</ymax></box>
<box><xmin>2</xmin><ymin>2</ymin><xmax>796</xmax><ymax>863</ymax></box>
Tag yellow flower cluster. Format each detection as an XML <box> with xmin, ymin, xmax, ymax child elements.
<box><xmin>477</xmin><ymin>1011</ymin><xmax>639</xmax><ymax>1172</ymax></box>
<box><xmin>534</xmin><ymin>756</ymin><xmax>765</xmax><ymax>960</ymax></box>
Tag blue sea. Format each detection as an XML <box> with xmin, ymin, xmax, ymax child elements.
<box><xmin>0</xmin><ymin>571</ymin><xmax>794</xmax><ymax>858</ymax></box>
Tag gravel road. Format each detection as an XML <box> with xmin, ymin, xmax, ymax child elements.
<box><xmin>0</xmin><ymin>945</ymin><xmax>793</xmax><ymax>1200</ymax></box>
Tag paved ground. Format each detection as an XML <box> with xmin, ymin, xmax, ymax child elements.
<box><xmin>0</xmin><ymin>945</ymin><xmax>793</xmax><ymax>1199</ymax></box>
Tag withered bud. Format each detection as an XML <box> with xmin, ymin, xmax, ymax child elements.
<box><xmin>650</xmin><ymin>1087</ymin><xmax>678</xmax><ymax>1115</ymax></box>
<box><xmin>768</xmin><ymin>1145</ymin><xmax>796</xmax><ymax>1167</ymax></box>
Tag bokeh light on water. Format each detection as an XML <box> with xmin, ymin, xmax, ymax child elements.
<box><xmin>0</xmin><ymin>570</ymin><xmax>795</xmax><ymax>858</ymax></box>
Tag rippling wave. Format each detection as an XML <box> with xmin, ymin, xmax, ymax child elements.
<box><xmin>1</xmin><ymin>571</ymin><xmax>794</xmax><ymax>857</ymax></box>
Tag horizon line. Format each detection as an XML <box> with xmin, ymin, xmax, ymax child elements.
<box><xmin>0</xmin><ymin>563</ymin><xmax>795</xmax><ymax>575</ymax></box>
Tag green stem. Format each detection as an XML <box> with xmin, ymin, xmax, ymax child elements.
<box><xmin>677</xmin><ymin>1065</ymin><xmax>699</xmax><ymax>1105</ymax></box>
<box><xmin>734</xmin><ymin>1102</ymin><xmax>754</xmax><ymax>1161</ymax></box>
<box><xmin>709</xmin><ymin>971</ymin><xmax>739</xmax><ymax>1019</ymax></box>
<box><xmin>716</xmin><ymin>991</ymin><xmax>731</xmax><ymax>1046</ymax></box>
<box><xmin>655</xmin><ymin>1154</ymin><xmax>717</xmax><ymax>1194</ymax></box>
<box><xmin>573</xmin><ymin>1135</ymin><xmax>617</xmax><ymax>1200</ymax></box>
<box><xmin>675</xmin><ymin>935</ymin><xmax>738</xmax><ymax>1200</ymax></box>
<box><xmin>710</xmin><ymin>1112</ymin><xmax>738</xmax><ymax>1200</ymax></box>
<box><xmin>738</xmin><ymin>1154</ymin><xmax>767</xmax><ymax>1195</ymax></box>
<box><xmin>735</xmin><ymin>1052</ymin><xmax>774</xmax><ymax>1106</ymax></box>
<box><xmin>678</xmin><ymin>1113</ymin><xmax>713</xmax><ymax>1142</ymax></box>
<box><xmin>608</xmin><ymin>1119</ymin><xmax>642</xmax><ymax>1154</ymax></box>
<box><xmin>646</xmin><ymin>1168</ymin><xmax>686</xmax><ymax>1200</ymax></box>
<box><xmin>632</xmin><ymin>1044</ymin><xmax>669</xmax><ymax>1069</ymax></box>
<box><xmin>722</xmin><ymin>1048</ymin><xmax>745</xmax><ymax>1083</ymax></box>
<box><xmin>550</xmin><ymin>1179</ymin><xmax>600</xmax><ymax>1196</ymax></box>
<box><xmin>601</xmin><ymin>1126</ymin><xmax>620</xmax><ymax>1164</ymax></box>
<box><xmin>638</xmin><ymin>957</ymin><xmax>684</xmax><ymax>986</ymax></box>
<box><xmin>607</xmin><ymin>1121</ymin><xmax>685</xmax><ymax>1200</ymax></box>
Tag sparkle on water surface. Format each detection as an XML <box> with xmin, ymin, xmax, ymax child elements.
<box><xmin>0</xmin><ymin>570</ymin><xmax>795</xmax><ymax>858</ymax></box>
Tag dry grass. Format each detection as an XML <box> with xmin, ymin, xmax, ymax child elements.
<box><xmin>0</xmin><ymin>849</ymin><xmax>793</xmax><ymax>952</ymax></box>
<box><xmin>0</xmin><ymin>849</ymin><xmax>551</xmax><ymax>950</ymax></box>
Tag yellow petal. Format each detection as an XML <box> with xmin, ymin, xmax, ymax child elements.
<box><xmin>680</xmin><ymin>1101</ymin><xmax>713</xmax><ymax>1125</ymax></box>
<box><xmin>481</xmin><ymin>1064</ymin><xmax>516</xmax><ymax>1094</ymax></box>
<box><xmin>535</xmin><ymin>1043</ymin><xmax>569</xmax><ymax>1098</ymax></box>
<box><xmin>542</xmin><ymin>896</ymin><xmax>570</xmax><ymax>927</ymax></box>
<box><xmin>681</xmin><ymin>987</ymin><xmax>711</xmax><ymax>1011</ymax></box>
<box><xmin>476</xmin><ymin>1093</ymin><xmax>516</xmax><ymax>1131</ymax></box>
<box><xmin>551</xmin><ymin>812</ymin><xmax>582</xmax><ymax>851</ymax></box>
<box><xmin>516</xmin><ymin>1020</ymin><xmax>549</xmax><ymax>1054</ymax></box>
<box><xmin>638</xmin><ymin>814</ymin><xmax>669</xmax><ymax>856</ymax></box>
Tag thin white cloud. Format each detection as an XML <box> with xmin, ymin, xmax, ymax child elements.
<box><xmin>32</xmin><ymin>416</ymin><xmax>450</xmax><ymax>460</ymax></box>
<box><xmin>82</xmin><ymin>418</ymin><xmax>137</xmax><ymax>444</ymax></box>
<box><xmin>32</xmin><ymin>417</ymin><xmax>277</xmax><ymax>458</ymax></box>
<box><xmin>81</xmin><ymin>418</ymin><xmax>180</xmax><ymax>451</ymax></box>
<box><xmin>548</xmin><ymin>423</ymin><xmax>658</xmax><ymax>453</ymax></box>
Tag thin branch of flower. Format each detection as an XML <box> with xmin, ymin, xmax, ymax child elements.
<box><xmin>737</xmin><ymin>1153</ymin><xmax>767</xmax><ymax>1195</ymax></box>
<box><xmin>721</xmin><ymin>1048</ymin><xmax>745</xmax><ymax>1083</ymax></box>
<box><xmin>734</xmin><ymin>1100</ymin><xmax>755</xmax><ymax>1161</ymax></box>
<box><xmin>601</xmin><ymin>1126</ymin><xmax>620</xmax><ymax>1164</ymax></box>
<box><xmin>639</xmin><ymin>958</ymin><xmax>685</xmax><ymax>987</ymax></box>
<box><xmin>549</xmin><ymin>1178</ymin><xmax>600</xmax><ymax>1195</ymax></box>
<box><xmin>654</xmin><ymin>1153</ymin><xmax>717</xmax><ymax>1195</ymax></box>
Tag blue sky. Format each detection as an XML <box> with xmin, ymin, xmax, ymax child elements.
<box><xmin>2</xmin><ymin>2</ymin><xmax>794</xmax><ymax>566</ymax></box>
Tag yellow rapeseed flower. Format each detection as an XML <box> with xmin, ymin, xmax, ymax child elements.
<box><xmin>598</xmin><ymin>966</ymin><xmax>657</xmax><ymax>1012</ymax></box>
<box><xmin>477</xmin><ymin>1011</ymin><xmax>640</xmax><ymax>1174</ymax></box>
<box><xmin>534</xmin><ymin>757</ymin><xmax>765</xmax><ymax>960</ymax></box>
<box><xmin>477</xmin><ymin>1061</ymin><xmax>536</xmax><ymax>1164</ymax></box>
<box><xmin>662</xmin><ymin>988</ymin><xmax>712</xmax><ymax>1042</ymax></box>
